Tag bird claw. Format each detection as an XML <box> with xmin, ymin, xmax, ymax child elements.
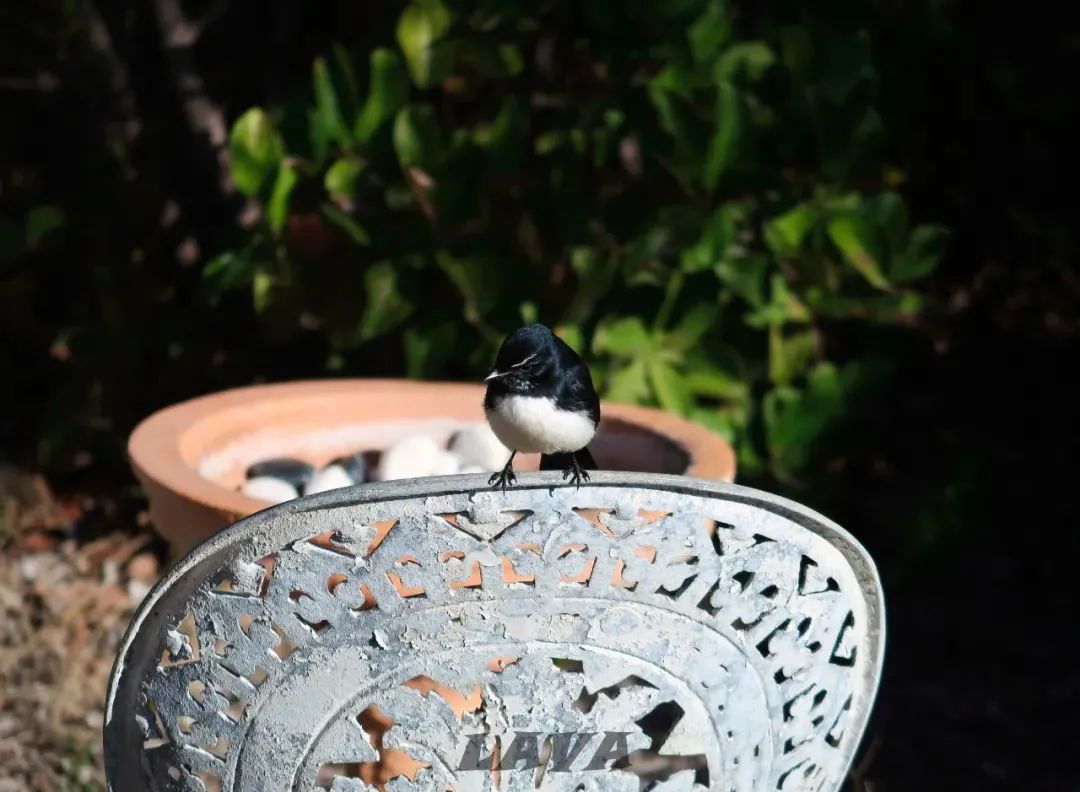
<box><xmin>489</xmin><ymin>465</ymin><xmax>517</xmax><ymax>491</ymax></box>
<box><xmin>563</xmin><ymin>456</ymin><xmax>590</xmax><ymax>490</ymax></box>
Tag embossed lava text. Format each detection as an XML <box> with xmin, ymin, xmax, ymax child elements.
<box><xmin>455</xmin><ymin>731</ymin><xmax>633</xmax><ymax>773</ymax></box>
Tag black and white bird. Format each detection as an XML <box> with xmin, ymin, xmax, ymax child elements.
<box><xmin>483</xmin><ymin>324</ymin><xmax>600</xmax><ymax>489</ymax></box>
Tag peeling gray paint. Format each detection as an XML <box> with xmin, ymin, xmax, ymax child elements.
<box><xmin>104</xmin><ymin>472</ymin><xmax>884</xmax><ymax>791</ymax></box>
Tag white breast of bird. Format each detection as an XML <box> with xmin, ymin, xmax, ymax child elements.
<box><xmin>486</xmin><ymin>394</ymin><xmax>596</xmax><ymax>455</ymax></box>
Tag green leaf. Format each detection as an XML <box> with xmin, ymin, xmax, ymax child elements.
<box><xmin>606</xmin><ymin>359</ymin><xmax>650</xmax><ymax>404</ymax></box>
<box><xmin>485</xmin><ymin>97</ymin><xmax>526</xmax><ymax>171</ymax></box>
<box><xmin>704</xmin><ymin>80</ymin><xmax>741</xmax><ymax>192</ymax></box>
<box><xmin>498</xmin><ymin>44</ymin><xmax>524</xmax><ymax>76</ymax></box>
<box><xmin>266</xmin><ymin>162</ymin><xmax>298</xmax><ymax>234</ymax></box>
<box><xmin>252</xmin><ymin>269</ymin><xmax>275</xmax><ymax>314</ymax></box>
<box><xmin>361</xmin><ymin>261</ymin><xmax>414</xmax><ymax>340</ymax></box>
<box><xmin>764</xmin><ymin>203</ymin><xmax>816</xmax><ymax>256</ymax></box>
<box><xmin>404</xmin><ymin>322</ymin><xmax>457</xmax><ymax>378</ymax></box>
<box><xmin>687</xmin><ymin>0</ymin><xmax>731</xmax><ymax>64</ymax></box>
<box><xmin>324</xmin><ymin>158</ymin><xmax>365</xmax><ymax>201</ymax></box>
<box><xmin>320</xmin><ymin>202</ymin><xmax>371</xmax><ymax>246</ymax></box>
<box><xmin>763</xmin><ymin>361</ymin><xmax>878</xmax><ymax>478</ymax></box>
<box><xmin>397</xmin><ymin>0</ymin><xmax>452</xmax><ymax>88</ymax></box>
<box><xmin>716</xmin><ymin>41</ymin><xmax>776</xmax><ymax>82</ymax></box>
<box><xmin>24</xmin><ymin>205</ymin><xmax>65</xmax><ymax>248</ymax></box>
<box><xmin>564</xmin><ymin>246</ymin><xmax>618</xmax><ymax>324</ymax></box>
<box><xmin>647</xmin><ymin>359</ymin><xmax>692</xmax><ymax>414</ymax></box>
<box><xmin>869</xmin><ymin>191</ymin><xmax>908</xmax><ymax>251</ymax></box>
<box><xmin>593</xmin><ymin>317</ymin><xmax>651</xmax><ymax>357</ymax></box>
<box><xmin>683</xmin><ymin>361</ymin><xmax>748</xmax><ymax>401</ymax></box>
<box><xmin>666</xmin><ymin>303</ymin><xmax>718</xmax><ymax>350</ymax></box>
<box><xmin>768</xmin><ymin>327</ymin><xmax>818</xmax><ymax>385</ymax></box>
<box><xmin>202</xmin><ymin>249</ymin><xmax>255</xmax><ymax>292</ymax></box>
<box><xmin>312</xmin><ymin>57</ymin><xmax>351</xmax><ymax>149</ymax></box>
<box><xmin>555</xmin><ymin>324</ymin><xmax>584</xmax><ymax>354</ymax></box>
<box><xmin>393</xmin><ymin>105</ymin><xmax>442</xmax><ymax>171</ymax></box>
<box><xmin>688</xmin><ymin>405</ymin><xmax>744</xmax><ymax>441</ymax></box>
<box><xmin>745</xmin><ymin>273</ymin><xmax>812</xmax><ymax>327</ymax></box>
<box><xmin>355</xmin><ymin>48</ymin><xmax>409</xmax><ymax>143</ymax></box>
<box><xmin>229</xmin><ymin>108</ymin><xmax>283</xmax><ymax>196</ymax></box>
<box><xmin>827</xmin><ymin>213</ymin><xmax>890</xmax><ymax>290</ymax></box>
<box><xmin>892</xmin><ymin>224</ymin><xmax>949</xmax><ymax>283</ymax></box>
<box><xmin>807</xmin><ymin>289</ymin><xmax>925</xmax><ymax>322</ymax></box>
<box><xmin>436</xmin><ymin>252</ymin><xmax>500</xmax><ymax>323</ymax></box>
<box><xmin>716</xmin><ymin>255</ymin><xmax>769</xmax><ymax>308</ymax></box>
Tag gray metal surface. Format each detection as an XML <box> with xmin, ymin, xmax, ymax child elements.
<box><xmin>105</xmin><ymin>472</ymin><xmax>884</xmax><ymax>791</ymax></box>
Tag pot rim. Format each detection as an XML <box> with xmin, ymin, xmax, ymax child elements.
<box><xmin>128</xmin><ymin>379</ymin><xmax>736</xmax><ymax>521</ymax></box>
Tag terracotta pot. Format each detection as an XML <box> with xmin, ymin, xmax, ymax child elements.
<box><xmin>128</xmin><ymin>379</ymin><xmax>736</xmax><ymax>555</ymax></box>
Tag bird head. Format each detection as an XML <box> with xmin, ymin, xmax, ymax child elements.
<box><xmin>484</xmin><ymin>324</ymin><xmax>557</xmax><ymax>393</ymax></box>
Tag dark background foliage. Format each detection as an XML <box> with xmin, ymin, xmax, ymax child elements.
<box><xmin>2</xmin><ymin>0</ymin><xmax>1078</xmax><ymax>787</ymax></box>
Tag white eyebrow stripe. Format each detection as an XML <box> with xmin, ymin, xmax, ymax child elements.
<box><xmin>511</xmin><ymin>354</ymin><xmax>537</xmax><ymax>368</ymax></box>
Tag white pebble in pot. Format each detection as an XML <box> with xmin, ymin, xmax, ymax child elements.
<box><xmin>242</xmin><ymin>476</ymin><xmax>299</xmax><ymax>504</ymax></box>
<box><xmin>305</xmin><ymin>453</ymin><xmax>368</xmax><ymax>495</ymax></box>
<box><xmin>448</xmin><ymin>423</ymin><xmax>511</xmax><ymax>471</ymax></box>
<box><xmin>378</xmin><ymin>435</ymin><xmax>441</xmax><ymax>481</ymax></box>
<box><xmin>429</xmin><ymin>450</ymin><xmax>462</xmax><ymax>476</ymax></box>
<box><xmin>304</xmin><ymin>464</ymin><xmax>354</xmax><ymax>495</ymax></box>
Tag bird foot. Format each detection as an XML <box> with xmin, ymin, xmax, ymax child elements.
<box><xmin>489</xmin><ymin>462</ymin><xmax>517</xmax><ymax>491</ymax></box>
<box><xmin>562</xmin><ymin>455</ymin><xmax>591</xmax><ymax>490</ymax></box>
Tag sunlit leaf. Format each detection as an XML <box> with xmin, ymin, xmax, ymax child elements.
<box><xmin>606</xmin><ymin>359</ymin><xmax>650</xmax><ymax>404</ymax></box>
<box><xmin>768</xmin><ymin>326</ymin><xmax>818</xmax><ymax>385</ymax></box>
<box><xmin>266</xmin><ymin>162</ymin><xmax>298</xmax><ymax>234</ymax></box>
<box><xmin>687</xmin><ymin>0</ymin><xmax>731</xmax><ymax>64</ymax></box>
<box><xmin>593</xmin><ymin>316</ymin><xmax>651</xmax><ymax>357</ymax></box>
<box><xmin>229</xmin><ymin>108</ymin><xmax>283</xmax><ymax>196</ymax></box>
<box><xmin>683</xmin><ymin>362</ymin><xmax>748</xmax><ymax>401</ymax></box>
<box><xmin>555</xmin><ymin>324</ymin><xmax>584</xmax><ymax>354</ymax></box>
<box><xmin>252</xmin><ymin>269</ymin><xmax>275</xmax><ymax>314</ymax></box>
<box><xmin>355</xmin><ymin>48</ymin><xmax>409</xmax><ymax>143</ymax></box>
<box><xmin>827</xmin><ymin>213</ymin><xmax>890</xmax><ymax>290</ymax></box>
<box><xmin>647</xmin><ymin>358</ymin><xmax>692</xmax><ymax>414</ymax></box>
<box><xmin>716</xmin><ymin>41</ymin><xmax>776</xmax><ymax>82</ymax></box>
<box><xmin>764</xmin><ymin>203</ymin><xmax>817</xmax><ymax>256</ymax></box>
<box><xmin>324</xmin><ymin>158</ymin><xmax>365</xmax><ymax>201</ymax></box>
<box><xmin>397</xmin><ymin>0</ymin><xmax>452</xmax><ymax>88</ymax></box>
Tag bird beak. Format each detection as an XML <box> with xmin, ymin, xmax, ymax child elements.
<box><xmin>484</xmin><ymin>370</ymin><xmax>504</xmax><ymax>383</ymax></box>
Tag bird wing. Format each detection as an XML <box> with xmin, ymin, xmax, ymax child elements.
<box><xmin>561</xmin><ymin>359</ymin><xmax>601</xmax><ymax>426</ymax></box>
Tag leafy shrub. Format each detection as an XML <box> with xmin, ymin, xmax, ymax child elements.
<box><xmin>204</xmin><ymin>0</ymin><xmax>946</xmax><ymax>481</ymax></box>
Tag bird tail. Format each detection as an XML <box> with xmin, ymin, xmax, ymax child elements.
<box><xmin>539</xmin><ymin>447</ymin><xmax>597</xmax><ymax>471</ymax></box>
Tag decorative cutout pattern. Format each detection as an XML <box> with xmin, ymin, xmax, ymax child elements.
<box><xmin>105</xmin><ymin>473</ymin><xmax>883</xmax><ymax>792</ymax></box>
